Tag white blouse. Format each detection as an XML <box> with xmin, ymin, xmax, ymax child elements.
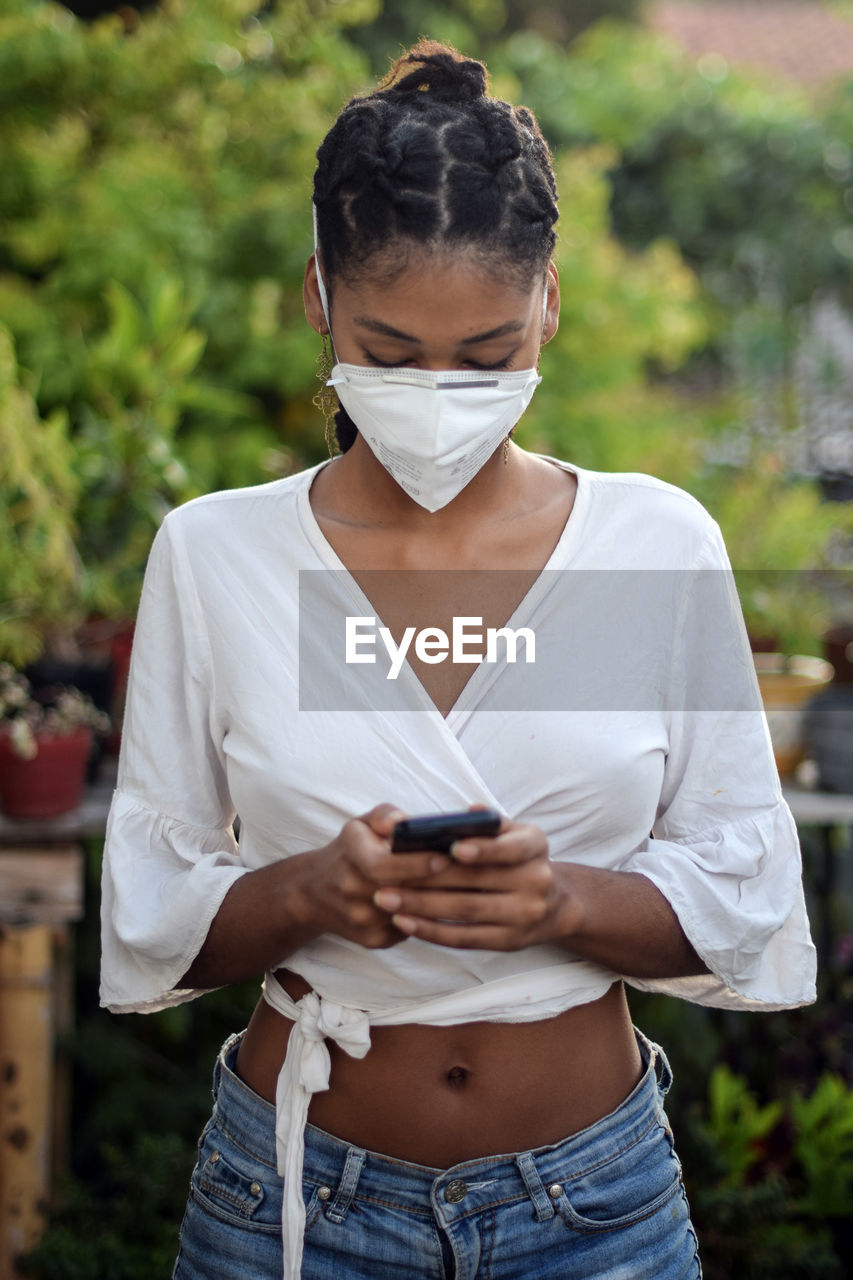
<box><xmin>99</xmin><ymin>453</ymin><xmax>817</xmax><ymax>1280</ymax></box>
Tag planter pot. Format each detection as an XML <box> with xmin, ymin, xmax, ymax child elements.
<box><xmin>0</xmin><ymin>725</ymin><xmax>94</xmax><ymax>819</ymax></box>
<box><xmin>754</xmin><ymin>653</ymin><xmax>834</xmax><ymax>778</ymax></box>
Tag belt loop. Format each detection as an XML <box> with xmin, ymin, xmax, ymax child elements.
<box><xmin>515</xmin><ymin>1151</ymin><xmax>556</xmax><ymax>1223</ymax></box>
<box><xmin>213</xmin><ymin>1031</ymin><xmax>240</xmax><ymax>1102</ymax></box>
<box><xmin>651</xmin><ymin>1039</ymin><xmax>674</xmax><ymax>1097</ymax></box>
<box><xmin>211</xmin><ymin>1039</ymin><xmax>227</xmax><ymax>1101</ymax></box>
<box><xmin>634</xmin><ymin>1026</ymin><xmax>674</xmax><ymax>1098</ymax></box>
<box><xmin>325</xmin><ymin>1145</ymin><xmax>367</xmax><ymax>1223</ymax></box>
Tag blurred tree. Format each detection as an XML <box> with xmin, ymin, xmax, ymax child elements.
<box><xmin>0</xmin><ymin>324</ymin><xmax>80</xmax><ymax>664</ymax></box>
<box><xmin>0</xmin><ymin>0</ymin><xmax>378</xmax><ymax>623</ymax></box>
<box><xmin>496</xmin><ymin>21</ymin><xmax>853</xmax><ymax>394</ymax></box>
<box><xmin>345</xmin><ymin>0</ymin><xmax>640</xmax><ymax>74</ymax></box>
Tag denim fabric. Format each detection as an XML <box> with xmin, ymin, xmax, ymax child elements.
<box><xmin>172</xmin><ymin>1026</ymin><xmax>702</xmax><ymax>1280</ymax></box>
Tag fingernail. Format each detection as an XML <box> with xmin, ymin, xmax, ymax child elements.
<box><xmin>450</xmin><ymin>841</ymin><xmax>478</xmax><ymax>860</ymax></box>
<box><xmin>392</xmin><ymin>914</ymin><xmax>417</xmax><ymax>934</ymax></box>
<box><xmin>374</xmin><ymin>889</ymin><xmax>402</xmax><ymax>911</ymax></box>
<box><xmin>430</xmin><ymin>855</ymin><xmax>448</xmax><ymax>873</ymax></box>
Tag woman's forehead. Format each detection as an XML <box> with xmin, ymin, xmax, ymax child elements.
<box><xmin>334</xmin><ymin>247</ymin><xmax>542</xmax><ymax>313</ymax></box>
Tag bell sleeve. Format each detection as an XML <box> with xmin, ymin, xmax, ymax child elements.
<box><xmin>99</xmin><ymin>509</ymin><xmax>250</xmax><ymax>1013</ymax></box>
<box><xmin>620</xmin><ymin>520</ymin><xmax>818</xmax><ymax>1011</ymax></box>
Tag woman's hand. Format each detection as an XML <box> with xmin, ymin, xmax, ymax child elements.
<box><xmin>370</xmin><ymin>816</ymin><xmax>577</xmax><ymax>951</ymax></box>
<box><xmin>302</xmin><ymin>802</ymin><xmax>453</xmax><ymax>949</ymax></box>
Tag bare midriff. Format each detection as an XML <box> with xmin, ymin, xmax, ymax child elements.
<box><xmin>235</xmin><ymin>972</ymin><xmax>644</xmax><ymax>1167</ymax></box>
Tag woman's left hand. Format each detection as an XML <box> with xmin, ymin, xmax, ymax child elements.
<box><xmin>371</xmin><ymin>816</ymin><xmax>576</xmax><ymax>951</ymax></box>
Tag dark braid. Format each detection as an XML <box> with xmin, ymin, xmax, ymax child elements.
<box><xmin>312</xmin><ymin>40</ymin><xmax>560</xmax><ymax>453</ymax></box>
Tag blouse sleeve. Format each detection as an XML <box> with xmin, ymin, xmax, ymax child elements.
<box><xmin>99</xmin><ymin>510</ymin><xmax>251</xmax><ymax>1014</ymax></box>
<box><xmin>619</xmin><ymin>520</ymin><xmax>818</xmax><ymax>1011</ymax></box>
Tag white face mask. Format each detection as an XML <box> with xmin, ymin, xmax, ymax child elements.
<box><xmin>312</xmin><ymin>204</ymin><xmax>545</xmax><ymax>512</ymax></box>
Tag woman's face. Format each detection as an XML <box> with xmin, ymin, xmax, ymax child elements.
<box><xmin>304</xmin><ymin>249</ymin><xmax>559</xmax><ymax>372</ymax></box>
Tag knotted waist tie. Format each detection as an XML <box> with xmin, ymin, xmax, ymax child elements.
<box><xmin>261</xmin><ymin>972</ymin><xmax>373</xmax><ymax>1280</ymax></box>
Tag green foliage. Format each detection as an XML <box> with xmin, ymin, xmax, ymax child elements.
<box><xmin>792</xmin><ymin>1073</ymin><xmax>853</xmax><ymax>1219</ymax></box>
<box><xmin>0</xmin><ymin>324</ymin><xmax>80</xmax><ymax>664</ymax></box>
<box><xmin>497</xmin><ymin>19</ymin><xmax>853</xmax><ymax>322</ymax></box>
<box><xmin>694</xmin><ymin>453</ymin><xmax>853</xmax><ymax>653</ymax></box>
<box><xmin>675</xmin><ymin>1066</ymin><xmax>853</xmax><ymax>1279</ymax></box>
<box><xmin>345</xmin><ymin>0</ymin><xmax>640</xmax><ymax>75</ymax></box>
<box><xmin>0</xmin><ymin>0</ymin><xmax>379</xmax><ymax>619</ymax></box>
<box><xmin>71</xmin><ymin>274</ymin><xmax>214</xmax><ymax>615</ymax></box>
<box><xmin>515</xmin><ymin>144</ymin><xmax>710</xmax><ymax>484</ymax></box>
<box><xmin>498</xmin><ymin>21</ymin><xmax>853</xmax><ymax>459</ymax></box>
<box><xmin>19</xmin><ymin>1133</ymin><xmax>189</xmax><ymax>1280</ymax></box>
<box><xmin>706</xmin><ymin>1063</ymin><xmax>784</xmax><ymax>1187</ymax></box>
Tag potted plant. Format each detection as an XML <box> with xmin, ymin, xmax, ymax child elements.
<box><xmin>0</xmin><ymin>664</ymin><xmax>110</xmax><ymax>818</ymax></box>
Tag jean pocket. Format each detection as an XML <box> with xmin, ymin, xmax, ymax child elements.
<box><xmin>554</xmin><ymin>1116</ymin><xmax>684</xmax><ymax>1234</ymax></box>
<box><xmin>188</xmin><ymin>1118</ymin><xmax>284</xmax><ymax>1235</ymax></box>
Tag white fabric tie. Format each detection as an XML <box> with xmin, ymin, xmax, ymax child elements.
<box><xmin>262</xmin><ymin>973</ymin><xmax>371</xmax><ymax>1280</ymax></box>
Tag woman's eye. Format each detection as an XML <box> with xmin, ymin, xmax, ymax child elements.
<box><xmin>468</xmin><ymin>357</ymin><xmax>514</xmax><ymax>371</ymax></box>
<box><xmin>362</xmin><ymin>351</ymin><xmax>515</xmax><ymax>371</ymax></box>
<box><xmin>363</xmin><ymin>352</ymin><xmax>412</xmax><ymax>368</ymax></box>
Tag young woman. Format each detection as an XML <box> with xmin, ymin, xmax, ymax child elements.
<box><xmin>100</xmin><ymin>41</ymin><xmax>817</xmax><ymax>1280</ymax></box>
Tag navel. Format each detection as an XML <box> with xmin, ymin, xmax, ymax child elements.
<box><xmin>446</xmin><ymin>1065</ymin><xmax>470</xmax><ymax>1088</ymax></box>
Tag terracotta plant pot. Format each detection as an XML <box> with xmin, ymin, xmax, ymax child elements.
<box><xmin>754</xmin><ymin>653</ymin><xmax>834</xmax><ymax>778</ymax></box>
<box><xmin>0</xmin><ymin>725</ymin><xmax>94</xmax><ymax>819</ymax></box>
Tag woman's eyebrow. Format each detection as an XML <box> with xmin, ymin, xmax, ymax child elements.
<box><xmin>353</xmin><ymin>316</ymin><xmax>527</xmax><ymax>345</ymax></box>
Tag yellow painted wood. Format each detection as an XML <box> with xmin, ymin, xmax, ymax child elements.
<box><xmin>0</xmin><ymin>924</ymin><xmax>54</xmax><ymax>1278</ymax></box>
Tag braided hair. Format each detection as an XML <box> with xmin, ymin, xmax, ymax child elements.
<box><xmin>312</xmin><ymin>40</ymin><xmax>560</xmax><ymax>452</ymax></box>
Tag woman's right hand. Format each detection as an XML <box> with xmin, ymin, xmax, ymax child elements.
<box><xmin>301</xmin><ymin>803</ymin><xmax>452</xmax><ymax>949</ymax></box>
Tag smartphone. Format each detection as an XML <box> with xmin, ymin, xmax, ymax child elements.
<box><xmin>391</xmin><ymin>807</ymin><xmax>502</xmax><ymax>853</ymax></box>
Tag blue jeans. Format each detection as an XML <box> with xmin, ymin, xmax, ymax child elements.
<box><xmin>173</xmin><ymin>1026</ymin><xmax>702</xmax><ymax>1279</ymax></box>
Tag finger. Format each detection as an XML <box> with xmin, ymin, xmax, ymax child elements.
<box><xmin>374</xmin><ymin>887</ymin><xmax>525</xmax><ymax>925</ymax></box>
<box><xmin>389</xmin><ymin>916</ymin><xmax>524</xmax><ymax>950</ymax></box>
<box><xmin>358</xmin><ymin>803</ymin><xmax>411</xmax><ymax>837</ymax></box>
<box><xmin>385</xmin><ymin>861</ymin><xmax>530</xmax><ymax>892</ymax></box>
<box><xmin>353</xmin><ymin>844</ymin><xmax>450</xmax><ymax>885</ymax></box>
<box><xmin>449</xmin><ymin>826</ymin><xmax>546</xmax><ymax>866</ymax></box>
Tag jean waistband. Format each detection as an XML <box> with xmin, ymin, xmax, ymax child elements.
<box><xmin>210</xmin><ymin>1023</ymin><xmax>673</xmax><ymax>1210</ymax></box>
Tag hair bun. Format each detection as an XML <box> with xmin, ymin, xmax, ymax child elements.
<box><xmin>381</xmin><ymin>42</ymin><xmax>488</xmax><ymax>105</ymax></box>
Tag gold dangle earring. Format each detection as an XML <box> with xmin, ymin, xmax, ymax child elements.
<box><xmin>503</xmin><ymin>427</ymin><xmax>514</xmax><ymax>465</ymax></box>
<box><xmin>312</xmin><ymin>331</ymin><xmax>339</xmax><ymax>458</ymax></box>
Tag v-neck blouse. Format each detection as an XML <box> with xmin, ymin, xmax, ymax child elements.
<box><xmin>100</xmin><ymin>454</ymin><xmax>815</xmax><ymax>1279</ymax></box>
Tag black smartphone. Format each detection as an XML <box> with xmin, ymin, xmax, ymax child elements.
<box><xmin>391</xmin><ymin>807</ymin><xmax>502</xmax><ymax>853</ymax></box>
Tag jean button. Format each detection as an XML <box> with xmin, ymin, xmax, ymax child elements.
<box><xmin>317</xmin><ymin>1186</ymin><xmax>332</xmax><ymax>1202</ymax></box>
<box><xmin>548</xmin><ymin>1183</ymin><xmax>563</xmax><ymax>1199</ymax></box>
<box><xmin>250</xmin><ymin>1181</ymin><xmax>262</xmax><ymax>1196</ymax></box>
<box><xmin>445</xmin><ymin>1179</ymin><xmax>468</xmax><ymax>1203</ymax></box>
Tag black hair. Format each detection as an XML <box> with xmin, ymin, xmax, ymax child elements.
<box><xmin>312</xmin><ymin>40</ymin><xmax>560</xmax><ymax>452</ymax></box>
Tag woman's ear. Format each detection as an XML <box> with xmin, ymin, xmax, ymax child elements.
<box><xmin>303</xmin><ymin>254</ymin><xmax>329</xmax><ymax>335</ymax></box>
<box><xmin>542</xmin><ymin>261</ymin><xmax>560</xmax><ymax>344</ymax></box>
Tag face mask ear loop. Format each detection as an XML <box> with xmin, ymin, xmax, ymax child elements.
<box><xmin>312</xmin><ymin>203</ymin><xmax>335</xmax><ymax>352</ymax></box>
<box><xmin>311</xmin><ymin>203</ymin><xmax>342</xmax><ymax>457</ymax></box>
